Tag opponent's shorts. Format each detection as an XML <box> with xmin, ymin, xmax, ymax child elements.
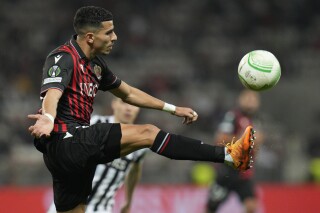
<box><xmin>34</xmin><ymin>123</ymin><xmax>121</xmax><ymax>212</ymax></box>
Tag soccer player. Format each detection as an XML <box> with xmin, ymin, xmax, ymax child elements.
<box><xmin>27</xmin><ymin>6</ymin><xmax>255</xmax><ymax>213</ymax></box>
<box><xmin>206</xmin><ymin>90</ymin><xmax>263</xmax><ymax>213</ymax></box>
<box><xmin>47</xmin><ymin>97</ymin><xmax>145</xmax><ymax>213</ymax></box>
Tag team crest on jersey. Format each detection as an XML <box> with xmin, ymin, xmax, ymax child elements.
<box><xmin>93</xmin><ymin>65</ymin><xmax>102</xmax><ymax>80</ymax></box>
<box><xmin>48</xmin><ymin>65</ymin><xmax>61</xmax><ymax>77</ymax></box>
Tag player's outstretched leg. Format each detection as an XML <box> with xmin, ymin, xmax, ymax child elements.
<box><xmin>118</xmin><ymin>124</ymin><xmax>255</xmax><ymax>171</ymax></box>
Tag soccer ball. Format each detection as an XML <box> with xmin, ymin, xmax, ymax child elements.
<box><xmin>238</xmin><ymin>50</ymin><xmax>281</xmax><ymax>91</ymax></box>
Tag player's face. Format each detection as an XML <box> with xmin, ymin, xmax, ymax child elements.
<box><xmin>112</xmin><ymin>99</ymin><xmax>140</xmax><ymax>124</ymax></box>
<box><xmin>93</xmin><ymin>21</ymin><xmax>117</xmax><ymax>55</ymax></box>
<box><xmin>238</xmin><ymin>90</ymin><xmax>260</xmax><ymax>115</ymax></box>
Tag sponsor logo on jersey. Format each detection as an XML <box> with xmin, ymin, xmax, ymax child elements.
<box><xmin>80</xmin><ymin>82</ymin><xmax>99</xmax><ymax>97</ymax></box>
<box><xmin>48</xmin><ymin>65</ymin><xmax>61</xmax><ymax>77</ymax></box>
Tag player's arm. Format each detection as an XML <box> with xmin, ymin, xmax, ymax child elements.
<box><xmin>28</xmin><ymin>89</ymin><xmax>62</xmax><ymax>138</ymax></box>
<box><xmin>111</xmin><ymin>81</ymin><xmax>164</xmax><ymax>110</ymax></box>
<box><xmin>120</xmin><ymin>161</ymin><xmax>142</xmax><ymax>213</ymax></box>
<box><xmin>28</xmin><ymin>52</ymin><xmax>73</xmax><ymax>137</ymax></box>
<box><xmin>42</xmin><ymin>89</ymin><xmax>62</xmax><ymax>119</ymax></box>
<box><xmin>110</xmin><ymin>81</ymin><xmax>198</xmax><ymax>124</ymax></box>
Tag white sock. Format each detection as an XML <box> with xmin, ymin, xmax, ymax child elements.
<box><xmin>224</xmin><ymin>147</ymin><xmax>234</xmax><ymax>164</ymax></box>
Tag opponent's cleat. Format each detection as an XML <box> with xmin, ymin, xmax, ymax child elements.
<box><xmin>225</xmin><ymin>126</ymin><xmax>255</xmax><ymax>171</ymax></box>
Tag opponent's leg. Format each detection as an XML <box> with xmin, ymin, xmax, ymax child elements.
<box><xmin>206</xmin><ymin>182</ymin><xmax>230</xmax><ymax>213</ymax></box>
<box><xmin>236</xmin><ymin>179</ymin><xmax>257</xmax><ymax>213</ymax></box>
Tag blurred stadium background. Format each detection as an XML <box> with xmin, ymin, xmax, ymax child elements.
<box><xmin>1</xmin><ymin>0</ymin><xmax>320</xmax><ymax>212</ymax></box>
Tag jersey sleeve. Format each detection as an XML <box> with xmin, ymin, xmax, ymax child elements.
<box><xmin>40</xmin><ymin>52</ymin><xmax>73</xmax><ymax>97</ymax></box>
<box><xmin>94</xmin><ymin>55</ymin><xmax>121</xmax><ymax>91</ymax></box>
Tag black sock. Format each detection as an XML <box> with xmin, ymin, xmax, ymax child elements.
<box><xmin>150</xmin><ymin>130</ymin><xmax>225</xmax><ymax>163</ymax></box>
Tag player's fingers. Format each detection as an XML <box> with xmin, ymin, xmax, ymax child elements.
<box><xmin>35</xmin><ymin>132</ymin><xmax>43</xmax><ymax>139</ymax></box>
<box><xmin>189</xmin><ymin>111</ymin><xmax>194</xmax><ymax>117</ymax></box>
<box><xmin>31</xmin><ymin>130</ymin><xmax>38</xmax><ymax>138</ymax></box>
<box><xmin>191</xmin><ymin>111</ymin><xmax>198</xmax><ymax>117</ymax></box>
<box><xmin>185</xmin><ymin>116</ymin><xmax>193</xmax><ymax>125</ymax></box>
<box><xmin>192</xmin><ymin>112</ymin><xmax>198</xmax><ymax>122</ymax></box>
<box><xmin>182</xmin><ymin>117</ymin><xmax>187</xmax><ymax>124</ymax></box>
<box><xmin>39</xmin><ymin>133</ymin><xmax>51</xmax><ymax>138</ymax></box>
<box><xmin>28</xmin><ymin>125</ymin><xmax>34</xmax><ymax>132</ymax></box>
<box><xmin>182</xmin><ymin>110</ymin><xmax>197</xmax><ymax>124</ymax></box>
<box><xmin>44</xmin><ymin>132</ymin><xmax>51</xmax><ymax>138</ymax></box>
<box><xmin>31</xmin><ymin>128</ymin><xmax>43</xmax><ymax>138</ymax></box>
<box><xmin>185</xmin><ymin>111</ymin><xmax>197</xmax><ymax>124</ymax></box>
<box><xmin>28</xmin><ymin>114</ymin><xmax>41</xmax><ymax>120</ymax></box>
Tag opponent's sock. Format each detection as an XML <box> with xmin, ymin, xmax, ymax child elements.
<box><xmin>150</xmin><ymin>130</ymin><xmax>225</xmax><ymax>162</ymax></box>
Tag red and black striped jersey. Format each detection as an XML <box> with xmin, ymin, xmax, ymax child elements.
<box><xmin>40</xmin><ymin>35</ymin><xmax>121</xmax><ymax>133</ymax></box>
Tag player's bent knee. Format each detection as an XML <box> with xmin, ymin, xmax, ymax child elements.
<box><xmin>120</xmin><ymin>124</ymin><xmax>160</xmax><ymax>156</ymax></box>
<box><xmin>140</xmin><ymin>124</ymin><xmax>160</xmax><ymax>145</ymax></box>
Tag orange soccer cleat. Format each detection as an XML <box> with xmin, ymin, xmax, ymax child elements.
<box><xmin>225</xmin><ymin>126</ymin><xmax>255</xmax><ymax>171</ymax></box>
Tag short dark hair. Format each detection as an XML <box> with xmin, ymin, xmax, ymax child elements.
<box><xmin>73</xmin><ymin>6</ymin><xmax>113</xmax><ymax>35</ymax></box>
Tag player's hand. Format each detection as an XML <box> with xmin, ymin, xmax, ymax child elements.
<box><xmin>174</xmin><ymin>107</ymin><xmax>198</xmax><ymax>125</ymax></box>
<box><xmin>27</xmin><ymin>114</ymin><xmax>54</xmax><ymax>138</ymax></box>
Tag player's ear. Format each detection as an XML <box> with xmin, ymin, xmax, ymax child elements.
<box><xmin>85</xmin><ymin>33</ymin><xmax>94</xmax><ymax>44</ymax></box>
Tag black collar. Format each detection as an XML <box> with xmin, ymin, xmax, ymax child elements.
<box><xmin>70</xmin><ymin>35</ymin><xmax>88</xmax><ymax>60</ymax></box>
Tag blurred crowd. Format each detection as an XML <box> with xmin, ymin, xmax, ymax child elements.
<box><xmin>1</xmin><ymin>0</ymin><xmax>320</xmax><ymax>185</ymax></box>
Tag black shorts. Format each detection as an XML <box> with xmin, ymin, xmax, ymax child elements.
<box><xmin>34</xmin><ymin>123</ymin><xmax>121</xmax><ymax>212</ymax></box>
<box><xmin>207</xmin><ymin>169</ymin><xmax>255</xmax><ymax>212</ymax></box>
